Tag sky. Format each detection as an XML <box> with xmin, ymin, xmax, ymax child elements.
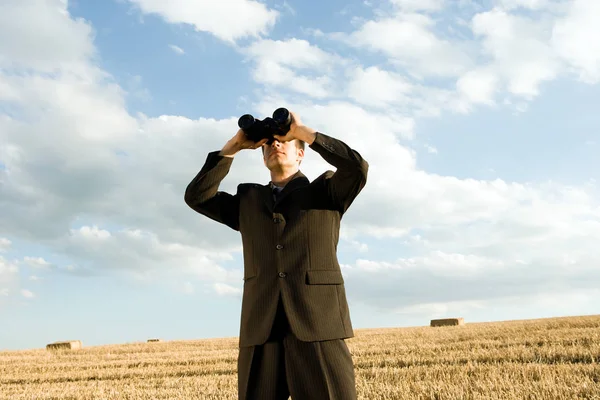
<box><xmin>1</xmin><ymin>0</ymin><xmax>599</xmax><ymax>351</ymax></box>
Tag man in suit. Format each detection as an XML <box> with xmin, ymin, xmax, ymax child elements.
<box><xmin>184</xmin><ymin>110</ymin><xmax>368</xmax><ymax>399</ymax></box>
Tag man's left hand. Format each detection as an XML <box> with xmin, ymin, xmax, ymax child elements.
<box><xmin>273</xmin><ymin>111</ymin><xmax>316</xmax><ymax>145</ymax></box>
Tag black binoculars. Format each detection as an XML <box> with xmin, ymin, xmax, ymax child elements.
<box><xmin>237</xmin><ymin>108</ymin><xmax>292</xmax><ymax>144</ymax></box>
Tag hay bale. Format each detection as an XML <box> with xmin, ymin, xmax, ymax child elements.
<box><xmin>46</xmin><ymin>340</ymin><xmax>82</xmax><ymax>350</ymax></box>
<box><xmin>430</xmin><ymin>318</ymin><xmax>465</xmax><ymax>327</ymax></box>
<box><xmin>147</xmin><ymin>338</ymin><xmax>162</xmax><ymax>343</ymax></box>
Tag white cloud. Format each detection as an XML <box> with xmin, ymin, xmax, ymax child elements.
<box><xmin>0</xmin><ymin>0</ymin><xmax>95</xmax><ymax>73</ymax></box>
<box><xmin>126</xmin><ymin>0</ymin><xmax>279</xmax><ymax>43</ymax></box>
<box><xmin>342</xmin><ymin>243</ymin><xmax>600</xmax><ymax>312</ymax></box>
<box><xmin>458</xmin><ymin>0</ymin><xmax>600</xmax><ymax>105</ymax></box>
<box><xmin>343</xmin><ymin>65</ymin><xmax>473</xmax><ymax>116</ymax></box>
<box><xmin>339</xmin><ymin>12</ymin><xmax>473</xmax><ymax>78</ymax></box>
<box><xmin>23</xmin><ymin>257</ymin><xmax>51</xmax><ymax>269</ymax></box>
<box><xmin>377</xmin><ymin>289</ymin><xmax>600</xmax><ymax>320</ymax></box>
<box><xmin>327</xmin><ymin>0</ymin><xmax>599</xmax><ymax>115</ymax></box>
<box><xmin>242</xmin><ymin>38</ymin><xmax>344</xmax><ymax>98</ymax></box>
<box><xmin>551</xmin><ymin>0</ymin><xmax>600</xmax><ymax>84</ymax></box>
<box><xmin>21</xmin><ymin>289</ymin><xmax>34</xmax><ymax>299</ymax></box>
<box><xmin>0</xmin><ymin>256</ymin><xmax>19</xmax><ymax>302</ymax></box>
<box><xmin>456</xmin><ymin>67</ymin><xmax>499</xmax><ymax>106</ymax></box>
<box><xmin>249</xmin><ymin>61</ymin><xmax>332</xmax><ymax>98</ymax></box>
<box><xmin>2</xmin><ymin>0</ymin><xmax>600</xmax><ymax>314</ymax></box>
<box><xmin>275</xmin><ymin>1</ymin><xmax>296</xmax><ymax>16</ymax></box>
<box><xmin>213</xmin><ymin>282</ymin><xmax>242</xmax><ymax>297</ymax></box>
<box><xmin>169</xmin><ymin>44</ymin><xmax>185</xmax><ymax>55</ymax></box>
<box><xmin>390</xmin><ymin>0</ymin><xmax>446</xmax><ymax>12</ymax></box>
<box><xmin>76</xmin><ymin>226</ymin><xmax>111</xmax><ymax>240</ymax></box>
<box><xmin>471</xmin><ymin>8</ymin><xmax>561</xmax><ymax>98</ymax></box>
<box><xmin>345</xmin><ymin>174</ymin><xmax>600</xmax><ymax>242</ymax></box>
<box><xmin>244</xmin><ymin>38</ymin><xmax>339</xmax><ymax>70</ymax></box>
<box><xmin>346</xmin><ymin>66</ymin><xmax>413</xmax><ymax>108</ymax></box>
<box><xmin>425</xmin><ymin>144</ymin><xmax>438</xmax><ymax>154</ymax></box>
<box><xmin>495</xmin><ymin>0</ymin><xmax>552</xmax><ymax>11</ymax></box>
<box><xmin>0</xmin><ymin>238</ymin><xmax>10</xmax><ymax>252</ymax></box>
<box><xmin>57</xmin><ymin>225</ymin><xmax>240</xmax><ymax>282</ymax></box>
<box><xmin>0</xmin><ymin>0</ymin><xmax>247</xmax><ymax>296</ymax></box>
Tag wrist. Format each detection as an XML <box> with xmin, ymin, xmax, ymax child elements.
<box><xmin>219</xmin><ymin>141</ymin><xmax>240</xmax><ymax>157</ymax></box>
<box><xmin>296</xmin><ymin>126</ymin><xmax>317</xmax><ymax>145</ymax></box>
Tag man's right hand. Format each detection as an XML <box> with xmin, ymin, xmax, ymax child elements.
<box><xmin>219</xmin><ymin>129</ymin><xmax>268</xmax><ymax>157</ymax></box>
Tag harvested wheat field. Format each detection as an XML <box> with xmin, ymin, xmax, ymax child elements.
<box><xmin>1</xmin><ymin>315</ymin><xmax>599</xmax><ymax>400</ymax></box>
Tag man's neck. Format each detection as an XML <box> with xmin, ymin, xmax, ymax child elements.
<box><xmin>270</xmin><ymin>167</ymin><xmax>299</xmax><ymax>187</ymax></box>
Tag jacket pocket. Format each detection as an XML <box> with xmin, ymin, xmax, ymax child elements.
<box><xmin>306</xmin><ymin>269</ymin><xmax>344</xmax><ymax>285</ymax></box>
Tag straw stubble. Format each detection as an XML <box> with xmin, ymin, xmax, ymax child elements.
<box><xmin>1</xmin><ymin>315</ymin><xmax>599</xmax><ymax>399</ymax></box>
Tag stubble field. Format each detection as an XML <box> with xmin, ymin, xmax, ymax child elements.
<box><xmin>1</xmin><ymin>315</ymin><xmax>599</xmax><ymax>399</ymax></box>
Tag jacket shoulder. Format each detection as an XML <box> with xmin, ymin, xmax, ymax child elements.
<box><xmin>312</xmin><ymin>170</ymin><xmax>335</xmax><ymax>183</ymax></box>
<box><xmin>237</xmin><ymin>183</ymin><xmax>264</xmax><ymax>194</ymax></box>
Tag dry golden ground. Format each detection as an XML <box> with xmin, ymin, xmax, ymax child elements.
<box><xmin>2</xmin><ymin>315</ymin><xmax>599</xmax><ymax>399</ymax></box>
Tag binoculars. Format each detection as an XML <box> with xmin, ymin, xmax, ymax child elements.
<box><xmin>237</xmin><ymin>108</ymin><xmax>292</xmax><ymax>143</ymax></box>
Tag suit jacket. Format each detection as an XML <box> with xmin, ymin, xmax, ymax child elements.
<box><xmin>184</xmin><ymin>131</ymin><xmax>368</xmax><ymax>347</ymax></box>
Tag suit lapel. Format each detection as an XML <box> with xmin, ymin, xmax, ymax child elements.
<box><xmin>262</xmin><ymin>170</ymin><xmax>309</xmax><ymax>212</ymax></box>
<box><xmin>262</xmin><ymin>184</ymin><xmax>275</xmax><ymax>213</ymax></box>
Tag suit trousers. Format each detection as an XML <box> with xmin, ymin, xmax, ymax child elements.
<box><xmin>237</xmin><ymin>296</ymin><xmax>357</xmax><ymax>400</ymax></box>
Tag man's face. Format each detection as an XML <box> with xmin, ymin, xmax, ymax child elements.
<box><xmin>262</xmin><ymin>139</ymin><xmax>304</xmax><ymax>170</ymax></box>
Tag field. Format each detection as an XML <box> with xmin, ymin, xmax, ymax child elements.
<box><xmin>1</xmin><ymin>315</ymin><xmax>599</xmax><ymax>399</ymax></box>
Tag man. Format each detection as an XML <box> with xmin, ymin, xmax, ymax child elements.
<box><xmin>184</xmin><ymin>110</ymin><xmax>368</xmax><ymax>399</ymax></box>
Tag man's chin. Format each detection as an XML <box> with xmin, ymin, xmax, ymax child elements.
<box><xmin>266</xmin><ymin>161</ymin><xmax>289</xmax><ymax>170</ymax></box>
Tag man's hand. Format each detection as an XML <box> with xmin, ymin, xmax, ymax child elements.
<box><xmin>219</xmin><ymin>129</ymin><xmax>269</xmax><ymax>157</ymax></box>
<box><xmin>273</xmin><ymin>111</ymin><xmax>317</xmax><ymax>145</ymax></box>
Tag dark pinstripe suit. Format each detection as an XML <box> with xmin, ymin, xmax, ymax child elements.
<box><xmin>185</xmin><ymin>132</ymin><xmax>368</xmax><ymax>399</ymax></box>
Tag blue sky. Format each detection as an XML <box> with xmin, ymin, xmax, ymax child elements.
<box><xmin>1</xmin><ymin>0</ymin><xmax>599</xmax><ymax>351</ymax></box>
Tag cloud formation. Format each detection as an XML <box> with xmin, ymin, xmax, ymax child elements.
<box><xmin>125</xmin><ymin>0</ymin><xmax>279</xmax><ymax>43</ymax></box>
<box><xmin>1</xmin><ymin>0</ymin><xmax>599</xmax><ymax>317</ymax></box>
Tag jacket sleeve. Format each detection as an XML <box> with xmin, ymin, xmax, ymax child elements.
<box><xmin>309</xmin><ymin>132</ymin><xmax>369</xmax><ymax>214</ymax></box>
<box><xmin>184</xmin><ymin>151</ymin><xmax>240</xmax><ymax>231</ymax></box>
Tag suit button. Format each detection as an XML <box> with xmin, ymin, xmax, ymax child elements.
<box><xmin>278</xmin><ymin>272</ymin><xmax>287</xmax><ymax>278</ymax></box>
<box><xmin>276</xmin><ymin>244</ymin><xmax>283</xmax><ymax>250</ymax></box>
